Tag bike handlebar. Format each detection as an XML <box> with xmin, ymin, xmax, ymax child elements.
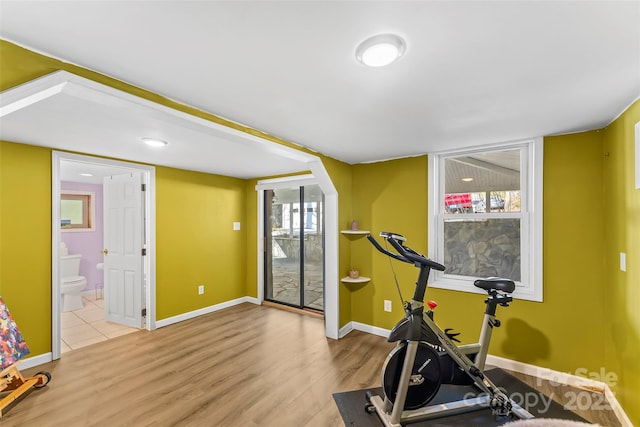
<box><xmin>366</xmin><ymin>233</ymin><xmax>409</xmax><ymax>264</ymax></box>
<box><xmin>367</xmin><ymin>232</ymin><xmax>446</xmax><ymax>271</ymax></box>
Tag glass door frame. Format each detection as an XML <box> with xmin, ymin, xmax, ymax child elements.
<box><xmin>263</xmin><ymin>185</ymin><xmax>324</xmax><ymax>311</ymax></box>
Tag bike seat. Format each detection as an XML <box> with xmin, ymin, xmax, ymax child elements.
<box><xmin>473</xmin><ymin>277</ymin><xmax>515</xmax><ymax>294</ymax></box>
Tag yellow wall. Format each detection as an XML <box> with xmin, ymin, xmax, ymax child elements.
<box><xmin>349</xmin><ymin>136</ymin><xmax>607</xmax><ymax>375</ymax></box>
<box><xmin>0</xmin><ymin>141</ymin><xmax>250</xmax><ymax>351</ymax></box>
<box><xmin>0</xmin><ymin>141</ymin><xmax>52</xmax><ymax>356</ymax></box>
<box><xmin>0</xmin><ymin>140</ymin><xmax>2</xmax><ymax>294</ymax></box>
<box><xmin>2</xmin><ymin>37</ymin><xmax>639</xmax><ymax>423</ymax></box>
<box><xmin>603</xmin><ymin>98</ymin><xmax>640</xmax><ymax>424</ymax></box>
<box><xmin>155</xmin><ymin>167</ymin><xmax>247</xmax><ymax>319</ymax></box>
<box><xmin>350</xmin><ymin>156</ymin><xmax>429</xmax><ymax>328</ymax></box>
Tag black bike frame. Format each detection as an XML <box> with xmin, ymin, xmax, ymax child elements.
<box><xmin>368</xmin><ymin>233</ymin><xmax>533</xmax><ymax>425</ymax></box>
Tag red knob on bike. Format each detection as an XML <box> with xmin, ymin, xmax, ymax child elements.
<box><xmin>427</xmin><ymin>300</ymin><xmax>437</xmax><ymax>309</ymax></box>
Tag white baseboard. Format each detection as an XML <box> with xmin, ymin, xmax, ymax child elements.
<box><xmin>338</xmin><ymin>320</ymin><xmax>390</xmax><ymax>338</ymax></box>
<box><xmin>486</xmin><ymin>354</ymin><xmax>633</xmax><ymax>427</ymax></box>
<box><xmin>338</xmin><ymin>322</ymin><xmax>353</xmax><ymax>338</ymax></box>
<box><xmin>353</xmin><ymin>321</ymin><xmax>390</xmax><ymax>338</ymax></box>
<box><xmin>19</xmin><ymin>352</ymin><xmax>53</xmax><ymax>370</ymax></box>
<box><xmin>155</xmin><ymin>296</ymin><xmax>258</xmax><ymax>328</ymax></box>
<box><xmin>486</xmin><ymin>354</ymin><xmax>604</xmax><ymax>391</ymax></box>
<box><xmin>604</xmin><ymin>385</ymin><xmax>632</xmax><ymax>427</ymax></box>
<box><xmin>244</xmin><ymin>296</ymin><xmax>260</xmax><ymax>305</ymax></box>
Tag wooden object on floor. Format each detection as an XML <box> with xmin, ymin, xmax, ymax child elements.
<box><xmin>0</xmin><ymin>363</ymin><xmax>50</xmax><ymax>417</ymax></box>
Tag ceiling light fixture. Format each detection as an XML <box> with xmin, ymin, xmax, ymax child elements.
<box><xmin>462</xmin><ymin>177</ymin><xmax>474</xmax><ymax>182</ymax></box>
<box><xmin>140</xmin><ymin>137</ymin><xmax>169</xmax><ymax>147</ymax></box>
<box><xmin>80</xmin><ymin>173</ymin><xmax>94</xmax><ymax>177</ymax></box>
<box><xmin>355</xmin><ymin>34</ymin><xmax>406</xmax><ymax>67</ymax></box>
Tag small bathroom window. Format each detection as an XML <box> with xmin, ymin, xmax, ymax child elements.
<box><xmin>61</xmin><ymin>191</ymin><xmax>95</xmax><ymax>231</ymax></box>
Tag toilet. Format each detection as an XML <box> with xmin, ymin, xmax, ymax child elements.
<box><xmin>60</xmin><ymin>254</ymin><xmax>87</xmax><ymax>312</ymax></box>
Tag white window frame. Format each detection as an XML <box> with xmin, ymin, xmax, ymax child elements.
<box><xmin>428</xmin><ymin>138</ymin><xmax>543</xmax><ymax>302</ymax></box>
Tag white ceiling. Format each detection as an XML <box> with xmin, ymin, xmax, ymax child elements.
<box><xmin>0</xmin><ymin>71</ymin><xmax>319</xmax><ymax>179</ymax></box>
<box><xmin>1</xmin><ymin>1</ymin><xmax>639</xmax><ymax>178</ymax></box>
<box><xmin>60</xmin><ymin>160</ymin><xmax>141</xmax><ymax>185</ymax></box>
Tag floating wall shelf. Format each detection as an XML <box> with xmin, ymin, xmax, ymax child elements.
<box><xmin>341</xmin><ymin>229</ymin><xmax>371</xmax><ymax>284</ymax></box>
<box><xmin>340</xmin><ymin>276</ymin><xmax>371</xmax><ymax>284</ymax></box>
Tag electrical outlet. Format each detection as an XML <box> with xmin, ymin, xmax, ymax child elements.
<box><xmin>198</xmin><ymin>285</ymin><xmax>204</xmax><ymax>295</ymax></box>
<box><xmin>384</xmin><ymin>300</ymin><xmax>392</xmax><ymax>312</ymax></box>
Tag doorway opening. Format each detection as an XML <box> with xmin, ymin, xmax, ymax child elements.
<box><xmin>264</xmin><ymin>184</ymin><xmax>324</xmax><ymax>313</ymax></box>
<box><xmin>52</xmin><ymin>152</ymin><xmax>156</xmax><ymax>359</ymax></box>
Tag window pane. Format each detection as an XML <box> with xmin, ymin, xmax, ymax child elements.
<box><xmin>443</xmin><ymin>218</ymin><xmax>521</xmax><ymax>281</ymax></box>
<box><xmin>61</xmin><ymin>199</ymin><xmax>84</xmax><ymax>225</ymax></box>
<box><xmin>443</xmin><ymin>150</ymin><xmax>521</xmax><ymax>213</ymax></box>
<box><xmin>60</xmin><ymin>199</ymin><xmax>83</xmax><ymax>224</ymax></box>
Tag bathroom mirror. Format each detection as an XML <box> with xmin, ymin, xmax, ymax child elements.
<box><xmin>61</xmin><ymin>191</ymin><xmax>95</xmax><ymax>231</ymax></box>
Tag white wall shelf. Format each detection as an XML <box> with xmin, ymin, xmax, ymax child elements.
<box><xmin>341</xmin><ymin>229</ymin><xmax>371</xmax><ymax>284</ymax></box>
<box><xmin>340</xmin><ymin>276</ymin><xmax>371</xmax><ymax>284</ymax></box>
<box><xmin>340</xmin><ymin>230</ymin><xmax>370</xmax><ymax>235</ymax></box>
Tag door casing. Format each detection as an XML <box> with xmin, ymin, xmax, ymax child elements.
<box><xmin>256</xmin><ymin>172</ymin><xmax>339</xmax><ymax>339</ymax></box>
<box><xmin>264</xmin><ymin>185</ymin><xmax>324</xmax><ymax>311</ymax></box>
<box><xmin>52</xmin><ymin>151</ymin><xmax>157</xmax><ymax>360</ymax></box>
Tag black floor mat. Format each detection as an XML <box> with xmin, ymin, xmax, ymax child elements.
<box><xmin>333</xmin><ymin>368</ymin><xmax>587</xmax><ymax>426</ymax></box>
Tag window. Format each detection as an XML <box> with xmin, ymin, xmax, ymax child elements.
<box><xmin>428</xmin><ymin>139</ymin><xmax>543</xmax><ymax>301</ymax></box>
<box><xmin>61</xmin><ymin>191</ymin><xmax>95</xmax><ymax>231</ymax></box>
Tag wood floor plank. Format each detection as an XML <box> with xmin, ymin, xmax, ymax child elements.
<box><xmin>4</xmin><ymin>303</ymin><xmax>623</xmax><ymax>426</ymax></box>
<box><xmin>5</xmin><ymin>304</ymin><xmax>389</xmax><ymax>426</ymax></box>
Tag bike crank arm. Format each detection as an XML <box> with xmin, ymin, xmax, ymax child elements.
<box><xmin>421</xmin><ymin>313</ymin><xmax>534</xmax><ymax>419</ymax></box>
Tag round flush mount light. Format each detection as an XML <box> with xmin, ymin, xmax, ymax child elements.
<box><xmin>80</xmin><ymin>173</ymin><xmax>94</xmax><ymax>177</ymax></box>
<box><xmin>356</xmin><ymin>33</ymin><xmax>406</xmax><ymax>67</ymax></box>
<box><xmin>140</xmin><ymin>137</ymin><xmax>169</xmax><ymax>147</ymax></box>
<box><xmin>462</xmin><ymin>177</ymin><xmax>474</xmax><ymax>182</ymax></box>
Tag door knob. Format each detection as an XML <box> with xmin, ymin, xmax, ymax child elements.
<box><xmin>101</xmin><ymin>249</ymin><xmax>109</xmax><ymax>255</ymax></box>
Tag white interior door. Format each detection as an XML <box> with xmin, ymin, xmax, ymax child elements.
<box><xmin>103</xmin><ymin>173</ymin><xmax>144</xmax><ymax>328</ymax></box>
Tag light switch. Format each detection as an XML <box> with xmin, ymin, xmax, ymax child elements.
<box><xmin>233</xmin><ymin>222</ymin><xmax>241</xmax><ymax>231</ymax></box>
<box><xmin>620</xmin><ymin>252</ymin><xmax>626</xmax><ymax>272</ymax></box>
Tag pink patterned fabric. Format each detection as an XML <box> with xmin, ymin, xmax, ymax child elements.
<box><xmin>0</xmin><ymin>297</ymin><xmax>30</xmax><ymax>370</ymax></box>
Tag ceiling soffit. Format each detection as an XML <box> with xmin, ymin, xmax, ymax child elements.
<box><xmin>0</xmin><ymin>70</ymin><xmax>319</xmax><ymax>179</ymax></box>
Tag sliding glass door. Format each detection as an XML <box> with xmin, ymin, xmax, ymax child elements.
<box><xmin>265</xmin><ymin>185</ymin><xmax>324</xmax><ymax>311</ymax></box>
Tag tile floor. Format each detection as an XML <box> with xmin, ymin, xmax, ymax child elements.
<box><xmin>269</xmin><ymin>258</ymin><xmax>324</xmax><ymax>310</ymax></box>
<box><xmin>60</xmin><ymin>294</ymin><xmax>138</xmax><ymax>353</ymax></box>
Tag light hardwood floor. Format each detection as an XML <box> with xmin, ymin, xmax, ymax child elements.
<box><xmin>7</xmin><ymin>303</ymin><xmax>392</xmax><ymax>426</ymax></box>
<box><xmin>7</xmin><ymin>303</ymin><xmax>622</xmax><ymax>426</ymax></box>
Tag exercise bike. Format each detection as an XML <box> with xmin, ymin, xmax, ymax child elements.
<box><xmin>364</xmin><ymin>231</ymin><xmax>534</xmax><ymax>426</ymax></box>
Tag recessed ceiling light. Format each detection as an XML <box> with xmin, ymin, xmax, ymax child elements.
<box><xmin>462</xmin><ymin>177</ymin><xmax>474</xmax><ymax>182</ymax></box>
<box><xmin>80</xmin><ymin>173</ymin><xmax>94</xmax><ymax>177</ymax></box>
<box><xmin>356</xmin><ymin>34</ymin><xmax>406</xmax><ymax>67</ymax></box>
<box><xmin>140</xmin><ymin>137</ymin><xmax>169</xmax><ymax>147</ymax></box>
